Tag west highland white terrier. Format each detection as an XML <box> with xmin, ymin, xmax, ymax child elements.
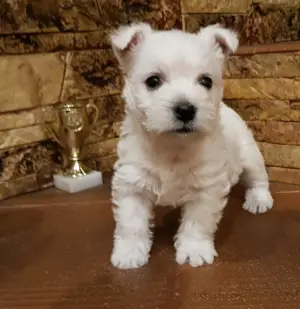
<box><xmin>110</xmin><ymin>23</ymin><xmax>273</xmax><ymax>269</ymax></box>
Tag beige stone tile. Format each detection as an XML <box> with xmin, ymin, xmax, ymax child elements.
<box><xmin>236</xmin><ymin>42</ymin><xmax>300</xmax><ymax>56</ymax></box>
<box><xmin>0</xmin><ymin>31</ymin><xmax>110</xmax><ymax>55</ymax></box>
<box><xmin>224</xmin><ymin>78</ymin><xmax>300</xmax><ymax>100</ymax></box>
<box><xmin>225</xmin><ymin>100</ymin><xmax>290</xmax><ymax>121</ymax></box>
<box><xmin>291</xmin><ymin>102</ymin><xmax>300</xmax><ymax>121</ymax></box>
<box><xmin>0</xmin><ymin>174</ymin><xmax>40</xmax><ymax>201</ymax></box>
<box><xmin>0</xmin><ymin>33</ymin><xmax>74</xmax><ymax>55</ymax></box>
<box><xmin>0</xmin><ymin>136</ymin><xmax>117</xmax><ymax>200</ymax></box>
<box><xmin>181</xmin><ymin>0</ymin><xmax>251</xmax><ymax>13</ymax></box>
<box><xmin>96</xmin><ymin>0</ymin><xmax>127</xmax><ymax>29</ymax></box>
<box><xmin>87</xmin><ymin>122</ymin><xmax>122</xmax><ymax>144</ymax></box>
<box><xmin>254</xmin><ymin>0</ymin><xmax>300</xmax><ymax>6</ymax></box>
<box><xmin>125</xmin><ymin>0</ymin><xmax>182</xmax><ymax>30</ymax></box>
<box><xmin>0</xmin><ymin>0</ymin><xmax>102</xmax><ymax>34</ymax></box>
<box><xmin>84</xmin><ymin>138</ymin><xmax>118</xmax><ymax>157</ymax></box>
<box><xmin>0</xmin><ymin>141</ymin><xmax>61</xmax><ymax>182</ymax></box>
<box><xmin>248</xmin><ymin>121</ymin><xmax>300</xmax><ymax>145</ymax></box>
<box><xmin>225</xmin><ymin>53</ymin><xmax>300</xmax><ymax>78</ymax></box>
<box><xmin>0</xmin><ymin>53</ymin><xmax>65</xmax><ymax>113</ymax></box>
<box><xmin>267</xmin><ymin>166</ymin><xmax>300</xmax><ymax>186</ymax></box>
<box><xmin>0</xmin><ymin>106</ymin><xmax>53</xmax><ymax>131</ymax></box>
<box><xmin>183</xmin><ymin>5</ymin><xmax>299</xmax><ymax>45</ymax></box>
<box><xmin>183</xmin><ymin>14</ymin><xmax>246</xmax><ymax>34</ymax></box>
<box><xmin>96</xmin><ymin>154</ymin><xmax>117</xmax><ymax>172</ymax></box>
<box><xmin>0</xmin><ymin>125</ymin><xmax>48</xmax><ymax>150</ymax></box>
<box><xmin>43</xmin><ymin>118</ymin><xmax>122</xmax><ymax>146</ymax></box>
<box><xmin>259</xmin><ymin>142</ymin><xmax>300</xmax><ymax>169</ymax></box>
<box><xmin>74</xmin><ymin>31</ymin><xmax>110</xmax><ymax>50</ymax></box>
<box><xmin>84</xmin><ymin>95</ymin><xmax>124</xmax><ymax>125</ymax></box>
<box><xmin>61</xmin><ymin>50</ymin><xmax>122</xmax><ymax>101</ymax></box>
<box><xmin>0</xmin><ymin>139</ymin><xmax>64</xmax><ymax>200</ymax></box>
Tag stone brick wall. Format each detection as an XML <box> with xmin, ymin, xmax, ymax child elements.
<box><xmin>182</xmin><ymin>0</ymin><xmax>300</xmax><ymax>187</ymax></box>
<box><xmin>0</xmin><ymin>0</ymin><xmax>299</xmax><ymax>200</ymax></box>
<box><xmin>0</xmin><ymin>0</ymin><xmax>181</xmax><ymax>200</ymax></box>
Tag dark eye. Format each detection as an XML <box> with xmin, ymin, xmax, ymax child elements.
<box><xmin>198</xmin><ymin>75</ymin><xmax>212</xmax><ymax>89</ymax></box>
<box><xmin>145</xmin><ymin>75</ymin><xmax>163</xmax><ymax>90</ymax></box>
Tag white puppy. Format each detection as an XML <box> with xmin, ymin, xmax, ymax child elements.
<box><xmin>110</xmin><ymin>23</ymin><xmax>273</xmax><ymax>269</ymax></box>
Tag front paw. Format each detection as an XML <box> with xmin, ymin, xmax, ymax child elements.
<box><xmin>111</xmin><ymin>235</ymin><xmax>151</xmax><ymax>269</ymax></box>
<box><xmin>175</xmin><ymin>236</ymin><xmax>217</xmax><ymax>267</ymax></box>
<box><xmin>243</xmin><ymin>187</ymin><xmax>273</xmax><ymax>214</ymax></box>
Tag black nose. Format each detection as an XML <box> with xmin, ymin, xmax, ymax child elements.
<box><xmin>174</xmin><ymin>102</ymin><xmax>196</xmax><ymax>122</ymax></box>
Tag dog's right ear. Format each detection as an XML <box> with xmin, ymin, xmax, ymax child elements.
<box><xmin>198</xmin><ymin>24</ymin><xmax>239</xmax><ymax>59</ymax></box>
<box><xmin>111</xmin><ymin>23</ymin><xmax>153</xmax><ymax>72</ymax></box>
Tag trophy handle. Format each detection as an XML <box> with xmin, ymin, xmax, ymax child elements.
<box><xmin>87</xmin><ymin>102</ymin><xmax>99</xmax><ymax>129</ymax></box>
<box><xmin>42</xmin><ymin>107</ymin><xmax>65</xmax><ymax>148</ymax></box>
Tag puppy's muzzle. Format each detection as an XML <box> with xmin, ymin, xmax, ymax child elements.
<box><xmin>174</xmin><ymin>102</ymin><xmax>196</xmax><ymax>123</ymax></box>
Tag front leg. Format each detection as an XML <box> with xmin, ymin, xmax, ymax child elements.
<box><xmin>111</xmin><ymin>166</ymin><xmax>156</xmax><ymax>269</ymax></box>
<box><xmin>175</xmin><ymin>191</ymin><xmax>228</xmax><ymax>267</ymax></box>
<box><xmin>111</xmin><ymin>193</ymin><xmax>154</xmax><ymax>269</ymax></box>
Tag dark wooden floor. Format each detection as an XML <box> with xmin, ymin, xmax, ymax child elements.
<box><xmin>0</xmin><ymin>179</ymin><xmax>300</xmax><ymax>309</ymax></box>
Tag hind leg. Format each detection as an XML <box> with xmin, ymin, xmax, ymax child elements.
<box><xmin>240</xmin><ymin>139</ymin><xmax>273</xmax><ymax>214</ymax></box>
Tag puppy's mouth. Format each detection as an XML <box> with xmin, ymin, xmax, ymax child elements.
<box><xmin>171</xmin><ymin>124</ymin><xmax>196</xmax><ymax>134</ymax></box>
<box><xmin>173</xmin><ymin>127</ymin><xmax>194</xmax><ymax>133</ymax></box>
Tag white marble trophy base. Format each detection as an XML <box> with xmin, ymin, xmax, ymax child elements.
<box><xmin>53</xmin><ymin>171</ymin><xmax>103</xmax><ymax>193</ymax></box>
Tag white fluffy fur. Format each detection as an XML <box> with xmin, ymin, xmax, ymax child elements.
<box><xmin>110</xmin><ymin>23</ymin><xmax>273</xmax><ymax>269</ymax></box>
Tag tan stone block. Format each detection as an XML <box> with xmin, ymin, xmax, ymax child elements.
<box><xmin>248</xmin><ymin>121</ymin><xmax>300</xmax><ymax>145</ymax></box>
<box><xmin>0</xmin><ymin>0</ymin><xmax>102</xmax><ymax>34</ymax></box>
<box><xmin>96</xmin><ymin>154</ymin><xmax>117</xmax><ymax>172</ymax></box>
<box><xmin>247</xmin><ymin>121</ymin><xmax>265</xmax><ymax>142</ymax></box>
<box><xmin>0</xmin><ymin>140</ymin><xmax>64</xmax><ymax>199</ymax></box>
<box><xmin>0</xmin><ymin>106</ymin><xmax>53</xmax><ymax>131</ymax></box>
<box><xmin>225</xmin><ymin>100</ymin><xmax>290</xmax><ymax>121</ymax></box>
<box><xmin>259</xmin><ymin>142</ymin><xmax>300</xmax><ymax>169</ymax></box>
<box><xmin>87</xmin><ymin>122</ymin><xmax>122</xmax><ymax>144</ymax></box>
<box><xmin>253</xmin><ymin>0</ymin><xmax>300</xmax><ymax>7</ymax></box>
<box><xmin>85</xmin><ymin>138</ymin><xmax>118</xmax><ymax>157</ymax></box>
<box><xmin>0</xmin><ymin>1</ymin><xmax>40</xmax><ymax>34</ymax></box>
<box><xmin>224</xmin><ymin>79</ymin><xmax>300</xmax><ymax>100</ymax></box>
<box><xmin>125</xmin><ymin>0</ymin><xmax>181</xmax><ymax>30</ymax></box>
<box><xmin>183</xmin><ymin>5</ymin><xmax>299</xmax><ymax>45</ymax></box>
<box><xmin>0</xmin><ymin>54</ymin><xmax>65</xmax><ymax>113</ymax></box>
<box><xmin>267</xmin><ymin>167</ymin><xmax>300</xmax><ymax>185</ymax></box>
<box><xmin>0</xmin><ymin>33</ymin><xmax>73</xmax><ymax>55</ymax></box>
<box><xmin>181</xmin><ymin>0</ymin><xmax>251</xmax><ymax>13</ymax></box>
<box><xmin>0</xmin><ymin>125</ymin><xmax>47</xmax><ymax>150</ymax></box>
<box><xmin>113</xmin><ymin>122</ymin><xmax>122</xmax><ymax>137</ymax></box>
<box><xmin>74</xmin><ymin>31</ymin><xmax>110</xmax><ymax>50</ymax></box>
<box><xmin>61</xmin><ymin>50</ymin><xmax>122</xmax><ymax>101</ymax></box>
<box><xmin>96</xmin><ymin>0</ymin><xmax>128</xmax><ymax>29</ymax></box>
<box><xmin>0</xmin><ymin>31</ymin><xmax>109</xmax><ymax>55</ymax></box>
<box><xmin>0</xmin><ymin>31</ymin><xmax>109</xmax><ymax>54</ymax></box>
<box><xmin>0</xmin><ymin>141</ymin><xmax>61</xmax><ymax>182</ymax></box>
<box><xmin>92</xmin><ymin>95</ymin><xmax>125</xmax><ymax>124</ymax></box>
<box><xmin>0</xmin><ymin>135</ymin><xmax>116</xmax><ymax>199</ymax></box>
<box><xmin>183</xmin><ymin>14</ymin><xmax>246</xmax><ymax>35</ymax></box>
<box><xmin>0</xmin><ymin>174</ymin><xmax>39</xmax><ymax>201</ymax></box>
<box><xmin>225</xmin><ymin>53</ymin><xmax>300</xmax><ymax>78</ymax></box>
<box><xmin>76</xmin><ymin>96</ymin><xmax>124</xmax><ymax>126</ymax></box>
<box><xmin>291</xmin><ymin>102</ymin><xmax>300</xmax><ymax>121</ymax></box>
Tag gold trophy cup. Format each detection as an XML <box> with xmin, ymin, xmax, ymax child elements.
<box><xmin>44</xmin><ymin>102</ymin><xmax>99</xmax><ymax>178</ymax></box>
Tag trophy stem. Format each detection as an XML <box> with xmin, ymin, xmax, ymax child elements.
<box><xmin>64</xmin><ymin>154</ymin><xmax>92</xmax><ymax>178</ymax></box>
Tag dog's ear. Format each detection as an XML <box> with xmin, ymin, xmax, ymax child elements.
<box><xmin>111</xmin><ymin>23</ymin><xmax>153</xmax><ymax>72</ymax></box>
<box><xmin>198</xmin><ymin>24</ymin><xmax>239</xmax><ymax>57</ymax></box>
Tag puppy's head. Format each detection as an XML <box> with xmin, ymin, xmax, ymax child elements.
<box><xmin>111</xmin><ymin>23</ymin><xmax>238</xmax><ymax>135</ymax></box>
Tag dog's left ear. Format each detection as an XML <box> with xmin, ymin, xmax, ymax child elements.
<box><xmin>198</xmin><ymin>24</ymin><xmax>239</xmax><ymax>58</ymax></box>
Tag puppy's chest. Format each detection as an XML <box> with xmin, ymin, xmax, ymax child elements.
<box><xmin>154</xmin><ymin>168</ymin><xmax>200</xmax><ymax>206</ymax></box>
